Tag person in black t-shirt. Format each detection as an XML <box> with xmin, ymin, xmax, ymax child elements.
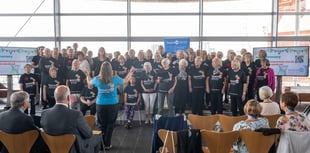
<box><xmin>174</xmin><ymin>59</ymin><xmax>189</xmax><ymax>115</ymax></box>
<box><xmin>206</xmin><ymin>57</ymin><xmax>227</xmax><ymax>115</ymax></box>
<box><xmin>141</xmin><ymin>62</ymin><xmax>157</xmax><ymax>124</ymax></box>
<box><xmin>19</xmin><ymin>64</ymin><xmax>39</xmax><ymax>115</ymax></box>
<box><xmin>152</xmin><ymin>53</ymin><xmax>162</xmax><ymax>74</ymax></box>
<box><xmin>124</xmin><ymin>76</ymin><xmax>141</xmax><ymax>129</ymax></box>
<box><xmin>241</xmin><ymin>52</ymin><xmax>257</xmax><ymax>100</ymax></box>
<box><xmin>31</xmin><ymin>46</ymin><xmax>43</xmax><ymax>105</ymax></box>
<box><xmin>254</xmin><ymin>59</ymin><xmax>275</xmax><ymax>102</ymax></box>
<box><xmin>80</xmin><ymin>83</ymin><xmax>98</xmax><ymax>115</ymax></box>
<box><xmin>43</xmin><ymin>67</ymin><xmax>61</xmax><ymax>109</ymax></box>
<box><xmin>227</xmin><ymin>59</ymin><xmax>247</xmax><ymax>116</ymax></box>
<box><xmin>157</xmin><ymin>58</ymin><xmax>177</xmax><ymax>117</ymax></box>
<box><xmin>66</xmin><ymin>59</ymin><xmax>86</xmax><ymax>110</ymax></box>
<box><xmin>189</xmin><ymin>56</ymin><xmax>207</xmax><ymax>115</ymax></box>
<box><xmin>254</xmin><ymin>49</ymin><xmax>267</xmax><ymax>68</ymax></box>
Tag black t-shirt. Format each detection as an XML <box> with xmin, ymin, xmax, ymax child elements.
<box><xmin>187</xmin><ymin>60</ymin><xmax>195</xmax><ymax>71</ymax></box>
<box><xmin>141</xmin><ymin>71</ymin><xmax>157</xmax><ymax>93</ymax></box>
<box><xmin>64</xmin><ymin>57</ymin><xmax>75</xmax><ymax>71</ymax></box>
<box><xmin>189</xmin><ymin>66</ymin><xmax>206</xmax><ymax>89</ymax></box>
<box><xmin>223</xmin><ymin>59</ymin><xmax>232</xmax><ymax>72</ymax></box>
<box><xmin>93</xmin><ymin>57</ymin><xmax>110</xmax><ymax>76</ymax></box>
<box><xmin>66</xmin><ymin>70</ymin><xmax>86</xmax><ymax>94</ymax></box>
<box><xmin>44</xmin><ymin>76</ymin><xmax>61</xmax><ymax>97</ymax></box>
<box><xmin>115</xmin><ymin>64</ymin><xmax>128</xmax><ymax>79</ymax></box>
<box><xmin>157</xmin><ymin>68</ymin><xmax>176</xmax><ymax>93</ymax></box>
<box><xmin>256</xmin><ymin>68</ymin><xmax>269</xmax><ymax>89</ymax></box>
<box><xmin>241</xmin><ymin>62</ymin><xmax>257</xmax><ymax>87</ymax></box>
<box><xmin>80</xmin><ymin>86</ymin><xmax>98</xmax><ymax>101</ymax></box>
<box><xmin>124</xmin><ymin>85</ymin><xmax>139</xmax><ymax>104</ymax></box>
<box><xmin>125</xmin><ymin>57</ymin><xmax>138</xmax><ymax>69</ymax></box>
<box><xmin>254</xmin><ymin>59</ymin><xmax>262</xmax><ymax>68</ymax></box>
<box><xmin>175</xmin><ymin>68</ymin><xmax>189</xmax><ymax>92</ymax></box>
<box><xmin>31</xmin><ymin>55</ymin><xmax>41</xmax><ymax>75</ymax></box>
<box><xmin>207</xmin><ymin>67</ymin><xmax>227</xmax><ymax>92</ymax></box>
<box><xmin>152</xmin><ymin>61</ymin><xmax>162</xmax><ymax>74</ymax></box>
<box><xmin>133</xmin><ymin>60</ymin><xmax>145</xmax><ymax>79</ymax></box>
<box><xmin>228</xmin><ymin>69</ymin><xmax>246</xmax><ymax>96</ymax></box>
<box><xmin>19</xmin><ymin>73</ymin><xmax>38</xmax><ymax>96</ymax></box>
<box><xmin>111</xmin><ymin>58</ymin><xmax>119</xmax><ymax>71</ymax></box>
<box><xmin>202</xmin><ymin>60</ymin><xmax>211</xmax><ymax>69</ymax></box>
<box><xmin>39</xmin><ymin>57</ymin><xmax>54</xmax><ymax>76</ymax></box>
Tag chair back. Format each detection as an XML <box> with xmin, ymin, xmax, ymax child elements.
<box><xmin>200</xmin><ymin>130</ymin><xmax>239</xmax><ymax>153</ymax></box>
<box><xmin>188</xmin><ymin>114</ymin><xmax>219</xmax><ymax>130</ymax></box>
<box><xmin>0</xmin><ymin>130</ymin><xmax>39</xmax><ymax>153</ymax></box>
<box><xmin>40</xmin><ymin>131</ymin><xmax>76</xmax><ymax>153</ymax></box>
<box><xmin>263</xmin><ymin>114</ymin><xmax>281</xmax><ymax>128</ymax></box>
<box><xmin>219</xmin><ymin>115</ymin><xmax>247</xmax><ymax>131</ymax></box>
<box><xmin>158</xmin><ymin>129</ymin><xmax>177</xmax><ymax>153</ymax></box>
<box><xmin>84</xmin><ymin>115</ymin><xmax>96</xmax><ymax>128</ymax></box>
<box><xmin>276</xmin><ymin>130</ymin><xmax>310</xmax><ymax>153</ymax></box>
<box><xmin>239</xmin><ymin>129</ymin><xmax>275</xmax><ymax>153</ymax></box>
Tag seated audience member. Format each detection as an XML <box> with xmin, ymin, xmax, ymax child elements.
<box><xmin>40</xmin><ymin>85</ymin><xmax>100</xmax><ymax>153</ymax></box>
<box><xmin>259</xmin><ymin>86</ymin><xmax>280</xmax><ymax>115</ymax></box>
<box><xmin>233</xmin><ymin>99</ymin><xmax>269</xmax><ymax>153</ymax></box>
<box><xmin>276</xmin><ymin>92</ymin><xmax>310</xmax><ymax>131</ymax></box>
<box><xmin>0</xmin><ymin>91</ymin><xmax>48</xmax><ymax>153</ymax></box>
<box><xmin>80</xmin><ymin>82</ymin><xmax>97</xmax><ymax>116</ymax></box>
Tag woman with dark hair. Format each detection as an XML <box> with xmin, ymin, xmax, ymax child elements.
<box><xmin>92</xmin><ymin>47</ymin><xmax>110</xmax><ymax>76</ymax></box>
<box><xmin>276</xmin><ymin>92</ymin><xmax>310</xmax><ymax>131</ymax></box>
<box><xmin>87</xmin><ymin>62</ymin><xmax>132</xmax><ymax>150</ymax></box>
<box><xmin>254</xmin><ymin>59</ymin><xmax>275</xmax><ymax>102</ymax></box>
<box><xmin>241</xmin><ymin>52</ymin><xmax>256</xmax><ymax>100</ymax></box>
<box><xmin>254</xmin><ymin>49</ymin><xmax>267</xmax><ymax>68</ymax></box>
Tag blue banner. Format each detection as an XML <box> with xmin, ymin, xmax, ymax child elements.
<box><xmin>164</xmin><ymin>38</ymin><xmax>190</xmax><ymax>54</ymax></box>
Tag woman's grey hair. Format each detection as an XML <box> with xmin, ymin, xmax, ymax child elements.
<box><xmin>143</xmin><ymin>62</ymin><xmax>153</xmax><ymax>71</ymax></box>
<box><xmin>10</xmin><ymin>91</ymin><xmax>29</xmax><ymax>108</ymax></box>
<box><xmin>54</xmin><ymin>85</ymin><xmax>70</xmax><ymax>101</ymax></box>
<box><xmin>259</xmin><ymin>86</ymin><xmax>273</xmax><ymax>100</ymax></box>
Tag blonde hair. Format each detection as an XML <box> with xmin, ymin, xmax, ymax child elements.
<box><xmin>244</xmin><ymin>99</ymin><xmax>262</xmax><ymax>116</ymax></box>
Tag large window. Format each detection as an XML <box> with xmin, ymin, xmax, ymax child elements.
<box><xmin>203</xmin><ymin>16</ymin><xmax>271</xmax><ymax>36</ymax></box>
<box><xmin>131</xmin><ymin>16</ymin><xmax>199</xmax><ymax>37</ymax></box>
<box><xmin>61</xmin><ymin>16</ymin><xmax>127</xmax><ymax>37</ymax></box>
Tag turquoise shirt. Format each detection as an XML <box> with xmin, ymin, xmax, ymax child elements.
<box><xmin>91</xmin><ymin>76</ymin><xmax>123</xmax><ymax>105</ymax></box>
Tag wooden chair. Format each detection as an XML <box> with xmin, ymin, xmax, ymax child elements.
<box><xmin>158</xmin><ymin>129</ymin><xmax>178</xmax><ymax>153</ymax></box>
<box><xmin>188</xmin><ymin>114</ymin><xmax>220</xmax><ymax>130</ymax></box>
<box><xmin>84</xmin><ymin>115</ymin><xmax>96</xmax><ymax>128</ymax></box>
<box><xmin>200</xmin><ymin>130</ymin><xmax>239</xmax><ymax>153</ymax></box>
<box><xmin>0</xmin><ymin>130</ymin><xmax>39</xmax><ymax>153</ymax></box>
<box><xmin>298</xmin><ymin>93</ymin><xmax>310</xmax><ymax>104</ymax></box>
<box><xmin>219</xmin><ymin>115</ymin><xmax>247</xmax><ymax>131</ymax></box>
<box><xmin>40</xmin><ymin>131</ymin><xmax>76</xmax><ymax>153</ymax></box>
<box><xmin>263</xmin><ymin>114</ymin><xmax>281</xmax><ymax>128</ymax></box>
<box><xmin>239</xmin><ymin>129</ymin><xmax>276</xmax><ymax>153</ymax></box>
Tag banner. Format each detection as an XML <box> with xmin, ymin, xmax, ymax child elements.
<box><xmin>164</xmin><ymin>38</ymin><xmax>190</xmax><ymax>54</ymax></box>
<box><xmin>253</xmin><ymin>46</ymin><xmax>309</xmax><ymax>76</ymax></box>
<box><xmin>0</xmin><ymin>47</ymin><xmax>37</xmax><ymax>75</ymax></box>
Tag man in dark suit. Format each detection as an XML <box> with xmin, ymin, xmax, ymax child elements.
<box><xmin>0</xmin><ymin>91</ymin><xmax>48</xmax><ymax>153</ymax></box>
<box><xmin>40</xmin><ymin>85</ymin><xmax>100</xmax><ymax>153</ymax></box>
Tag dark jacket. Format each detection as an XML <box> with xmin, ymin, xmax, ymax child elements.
<box><xmin>0</xmin><ymin>107</ymin><xmax>48</xmax><ymax>153</ymax></box>
<box><xmin>40</xmin><ymin>104</ymin><xmax>93</xmax><ymax>153</ymax></box>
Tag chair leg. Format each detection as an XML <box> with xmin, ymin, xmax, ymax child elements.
<box><xmin>138</xmin><ymin>110</ymin><xmax>142</xmax><ymax>126</ymax></box>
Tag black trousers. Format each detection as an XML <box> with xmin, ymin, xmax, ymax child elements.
<box><xmin>230</xmin><ymin>95</ymin><xmax>245</xmax><ymax>116</ymax></box>
<box><xmin>80</xmin><ymin>103</ymin><xmax>96</xmax><ymax>115</ymax></box>
<box><xmin>191</xmin><ymin>88</ymin><xmax>204</xmax><ymax>115</ymax></box>
<box><xmin>96</xmin><ymin>104</ymin><xmax>118</xmax><ymax>147</ymax></box>
<box><xmin>210</xmin><ymin>92</ymin><xmax>223</xmax><ymax>115</ymax></box>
